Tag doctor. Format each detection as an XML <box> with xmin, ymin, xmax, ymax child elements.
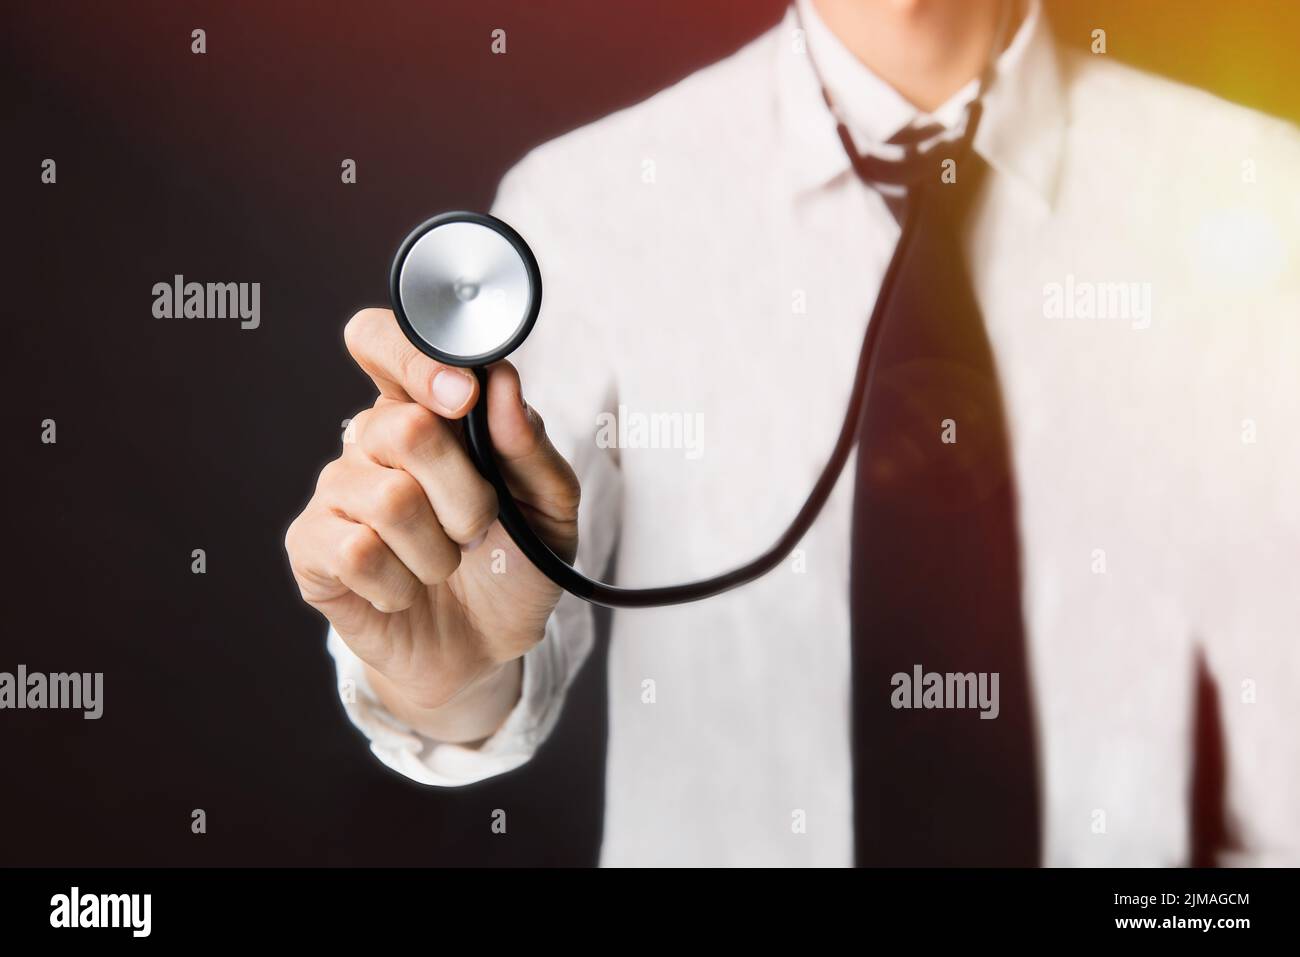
<box><xmin>284</xmin><ymin>0</ymin><xmax>1300</xmax><ymax>866</ymax></box>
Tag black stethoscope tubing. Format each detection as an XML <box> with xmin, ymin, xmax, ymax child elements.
<box><xmin>462</xmin><ymin>200</ymin><xmax>925</xmax><ymax>608</ymax></box>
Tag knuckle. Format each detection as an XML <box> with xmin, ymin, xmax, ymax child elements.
<box><xmin>346</xmin><ymin>407</ymin><xmax>374</xmax><ymax>440</ymax></box>
<box><xmin>315</xmin><ymin>457</ymin><xmax>346</xmax><ymax>493</ymax></box>
<box><xmin>537</xmin><ymin>452</ymin><xmax>581</xmax><ymax>520</ymax></box>
<box><xmin>372</xmin><ymin>472</ymin><xmax>424</xmax><ymax>526</ymax></box>
<box><xmin>390</xmin><ymin>403</ymin><xmax>444</xmax><ymax>456</ymax></box>
<box><xmin>445</xmin><ymin>490</ymin><xmax>499</xmax><ymax>543</ymax></box>
<box><xmin>290</xmin><ymin>569</ymin><xmax>325</xmax><ymax>606</ymax></box>
<box><xmin>520</xmin><ymin>404</ymin><xmax>551</xmax><ymax>459</ymax></box>
<box><xmin>336</xmin><ymin>525</ymin><xmax>385</xmax><ymax>577</ymax></box>
<box><xmin>395</xmin><ymin>337</ymin><xmax>424</xmax><ymax>388</ymax></box>
<box><xmin>516</xmin><ymin>403</ymin><xmax>544</xmax><ymax>452</ymax></box>
<box><xmin>527</xmin><ymin>403</ymin><xmax>545</xmax><ymax>435</ymax></box>
<box><xmin>283</xmin><ymin>515</ymin><xmax>304</xmax><ymax>561</ymax></box>
<box><xmin>427</xmin><ymin>546</ymin><xmax>463</xmax><ymax>584</ymax></box>
<box><xmin>554</xmin><ymin>466</ymin><xmax>582</xmax><ymax>516</ymax></box>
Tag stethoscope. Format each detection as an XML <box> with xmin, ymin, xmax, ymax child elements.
<box><xmin>386</xmin><ymin>4</ymin><xmax>1011</xmax><ymax>609</ymax></box>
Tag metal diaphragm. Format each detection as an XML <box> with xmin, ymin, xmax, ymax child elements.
<box><xmin>389</xmin><ymin>211</ymin><xmax>541</xmax><ymax>367</ymax></box>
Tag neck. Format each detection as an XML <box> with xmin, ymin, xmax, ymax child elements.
<box><xmin>811</xmin><ymin>0</ymin><xmax>1015</xmax><ymax>112</ymax></box>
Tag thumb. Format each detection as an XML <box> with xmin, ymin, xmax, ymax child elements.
<box><xmin>483</xmin><ymin>361</ymin><xmax>580</xmax><ymax>526</ymax></box>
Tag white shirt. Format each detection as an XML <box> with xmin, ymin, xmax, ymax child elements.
<box><xmin>328</xmin><ymin>0</ymin><xmax>1300</xmax><ymax>866</ymax></box>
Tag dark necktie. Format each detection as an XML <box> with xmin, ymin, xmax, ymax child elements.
<box><xmin>844</xmin><ymin>113</ymin><xmax>1042</xmax><ymax>866</ymax></box>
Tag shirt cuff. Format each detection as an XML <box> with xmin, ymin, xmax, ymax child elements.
<box><xmin>324</xmin><ymin>594</ymin><xmax>589</xmax><ymax>787</ymax></box>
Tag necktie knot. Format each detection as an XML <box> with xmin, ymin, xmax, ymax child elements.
<box><xmin>837</xmin><ymin>102</ymin><xmax>986</xmax><ymax>223</ymax></box>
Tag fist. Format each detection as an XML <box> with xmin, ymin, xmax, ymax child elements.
<box><xmin>285</xmin><ymin>309</ymin><xmax>579</xmax><ymax>738</ymax></box>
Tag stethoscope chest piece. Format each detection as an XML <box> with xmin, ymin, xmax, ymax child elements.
<box><xmin>389</xmin><ymin>211</ymin><xmax>541</xmax><ymax>368</ymax></box>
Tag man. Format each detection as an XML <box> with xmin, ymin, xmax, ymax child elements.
<box><xmin>285</xmin><ymin>0</ymin><xmax>1300</xmax><ymax>865</ymax></box>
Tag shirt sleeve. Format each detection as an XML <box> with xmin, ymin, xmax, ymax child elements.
<box><xmin>324</xmin><ymin>146</ymin><xmax>621</xmax><ymax>787</ymax></box>
<box><xmin>325</xmin><ymin>590</ymin><xmax>595</xmax><ymax>786</ymax></box>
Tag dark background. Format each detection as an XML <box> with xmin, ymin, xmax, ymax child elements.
<box><xmin>4</xmin><ymin>1</ymin><xmax>1298</xmax><ymax>866</ymax></box>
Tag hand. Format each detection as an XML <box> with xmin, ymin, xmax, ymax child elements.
<box><xmin>285</xmin><ymin>308</ymin><xmax>580</xmax><ymax>742</ymax></box>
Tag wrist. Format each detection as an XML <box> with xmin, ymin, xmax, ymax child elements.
<box><xmin>365</xmin><ymin>657</ymin><xmax>523</xmax><ymax>746</ymax></box>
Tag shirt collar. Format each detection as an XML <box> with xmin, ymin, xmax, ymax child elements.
<box><xmin>778</xmin><ymin>0</ymin><xmax>1065</xmax><ymax>209</ymax></box>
